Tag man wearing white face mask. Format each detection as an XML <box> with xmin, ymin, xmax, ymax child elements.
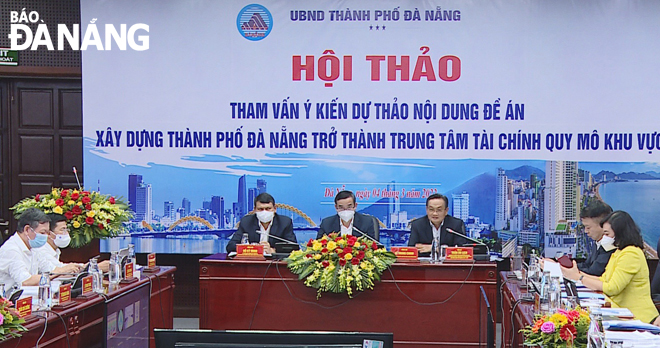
<box><xmin>543</xmin><ymin>200</ymin><xmax>614</xmax><ymax>276</ymax></box>
<box><xmin>0</xmin><ymin>208</ymin><xmax>79</xmax><ymax>290</ymax></box>
<box><xmin>316</xmin><ymin>190</ymin><xmax>377</xmax><ymax>240</ymax></box>
<box><xmin>31</xmin><ymin>214</ymin><xmax>84</xmax><ymax>272</ymax></box>
<box><xmin>576</xmin><ymin>200</ymin><xmax>615</xmax><ymax>276</ymax></box>
<box><xmin>226</xmin><ymin>193</ymin><xmax>296</xmax><ymax>253</ymax></box>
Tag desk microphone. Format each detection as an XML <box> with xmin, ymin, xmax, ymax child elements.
<box><xmin>352</xmin><ymin>226</ymin><xmax>384</xmax><ymax>246</ymax></box>
<box><xmin>446</xmin><ymin>227</ymin><xmax>490</xmax><ymax>259</ymax></box>
<box><xmin>255</xmin><ymin>230</ymin><xmax>299</xmax><ymax>246</ymax></box>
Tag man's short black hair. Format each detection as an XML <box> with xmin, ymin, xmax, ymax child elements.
<box><xmin>580</xmin><ymin>200</ymin><xmax>613</xmax><ymax>220</ymax></box>
<box><xmin>426</xmin><ymin>193</ymin><xmax>449</xmax><ymax>208</ymax></box>
<box><xmin>334</xmin><ymin>190</ymin><xmax>356</xmax><ymax>205</ymax></box>
<box><xmin>601</xmin><ymin>210</ymin><xmax>644</xmax><ymax>250</ymax></box>
<box><xmin>254</xmin><ymin>192</ymin><xmax>275</xmax><ymax>207</ymax></box>
<box><xmin>17</xmin><ymin>208</ymin><xmax>50</xmax><ymax>232</ymax></box>
<box><xmin>47</xmin><ymin>213</ymin><xmax>67</xmax><ymax>231</ymax></box>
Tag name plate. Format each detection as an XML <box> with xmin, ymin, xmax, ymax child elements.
<box><xmin>445</xmin><ymin>246</ymin><xmax>474</xmax><ymax>261</ymax></box>
<box><xmin>391</xmin><ymin>247</ymin><xmax>419</xmax><ymax>261</ymax></box>
<box><xmin>148</xmin><ymin>253</ymin><xmax>157</xmax><ymax>268</ymax></box>
<box><xmin>236</xmin><ymin>244</ymin><xmax>265</xmax><ymax>258</ymax></box>
<box><xmin>125</xmin><ymin>262</ymin><xmax>134</xmax><ymax>279</ymax></box>
<box><xmin>59</xmin><ymin>283</ymin><xmax>72</xmax><ymax>304</ymax></box>
<box><xmin>16</xmin><ymin>297</ymin><xmax>32</xmax><ymax>317</ymax></box>
<box><xmin>82</xmin><ymin>275</ymin><xmax>94</xmax><ymax>294</ymax></box>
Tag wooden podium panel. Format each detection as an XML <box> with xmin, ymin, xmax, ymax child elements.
<box><xmin>200</xmin><ymin>255</ymin><xmax>497</xmax><ymax>348</ymax></box>
<box><xmin>0</xmin><ymin>266</ymin><xmax>175</xmax><ymax>348</ymax></box>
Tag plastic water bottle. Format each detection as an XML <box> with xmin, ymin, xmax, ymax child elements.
<box><xmin>241</xmin><ymin>233</ymin><xmax>249</xmax><ymax>245</ymax></box>
<box><xmin>430</xmin><ymin>237</ymin><xmax>440</xmax><ymax>262</ymax></box>
<box><xmin>89</xmin><ymin>258</ymin><xmax>103</xmax><ymax>293</ymax></box>
<box><xmin>512</xmin><ymin>245</ymin><xmax>523</xmax><ymax>271</ymax></box>
<box><xmin>549</xmin><ymin>276</ymin><xmax>562</xmax><ymax>312</ymax></box>
<box><xmin>109</xmin><ymin>251</ymin><xmax>121</xmax><ymax>283</ymax></box>
<box><xmin>539</xmin><ymin>271</ymin><xmax>551</xmax><ymax>313</ymax></box>
<box><xmin>126</xmin><ymin>244</ymin><xmax>136</xmax><ymax>270</ymax></box>
<box><xmin>38</xmin><ymin>272</ymin><xmax>51</xmax><ymax>309</ymax></box>
<box><xmin>587</xmin><ymin>312</ymin><xmax>604</xmax><ymax>347</ymax></box>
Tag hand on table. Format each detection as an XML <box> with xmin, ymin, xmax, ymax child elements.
<box><xmin>415</xmin><ymin>244</ymin><xmax>431</xmax><ymax>254</ymax></box>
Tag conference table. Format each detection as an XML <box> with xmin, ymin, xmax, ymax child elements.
<box><xmin>0</xmin><ymin>266</ymin><xmax>175</xmax><ymax>348</ymax></box>
<box><xmin>199</xmin><ymin>254</ymin><xmax>497</xmax><ymax>348</ymax></box>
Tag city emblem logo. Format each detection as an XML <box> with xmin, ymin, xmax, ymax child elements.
<box><xmin>236</xmin><ymin>4</ymin><xmax>272</xmax><ymax>41</ymax></box>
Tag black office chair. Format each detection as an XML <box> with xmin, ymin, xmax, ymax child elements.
<box><xmin>372</xmin><ymin>216</ymin><xmax>380</xmax><ymax>241</ymax></box>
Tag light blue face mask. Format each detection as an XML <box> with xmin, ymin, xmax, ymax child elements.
<box><xmin>28</xmin><ymin>228</ymin><xmax>48</xmax><ymax>249</ymax></box>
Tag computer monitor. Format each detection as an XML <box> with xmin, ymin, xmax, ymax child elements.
<box><xmin>154</xmin><ymin>330</ymin><xmax>394</xmax><ymax>348</ymax></box>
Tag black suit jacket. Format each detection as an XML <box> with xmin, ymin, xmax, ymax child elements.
<box><xmin>316</xmin><ymin>212</ymin><xmax>377</xmax><ymax>241</ymax></box>
<box><xmin>226</xmin><ymin>214</ymin><xmax>296</xmax><ymax>253</ymax></box>
<box><xmin>578</xmin><ymin>244</ymin><xmax>614</xmax><ymax>276</ymax></box>
<box><xmin>408</xmin><ymin>215</ymin><xmax>467</xmax><ymax>249</ymax></box>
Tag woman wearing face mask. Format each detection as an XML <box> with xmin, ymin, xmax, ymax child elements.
<box><xmin>561</xmin><ymin>211</ymin><xmax>660</xmax><ymax>326</ymax></box>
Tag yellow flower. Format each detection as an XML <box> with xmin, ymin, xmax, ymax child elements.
<box><xmin>49</xmin><ymin>199</ymin><xmax>56</xmax><ymax>206</ymax></box>
<box><xmin>77</xmin><ymin>202</ymin><xmax>83</xmax><ymax>206</ymax></box>
<box><xmin>338</xmin><ymin>239</ymin><xmax>347</xmax><ymax>247</ymax></box>
<box><xmin>327</xmin><ymin>241</ymin><xmax>337</xmax><ymax>251</ymax></box>
<box><xmin>550</xmin><ymin>313</ymin><xmax>568</xmax><ymax>326</ymax></box>
<box><xmin>53</xmin><ymin>206</ymin><xmax>63</xmax><ymax>214</ymax></box>
<box><xmin>354</xmin><ymin>242</ymin><xmax>361</xmax><ymax>248</ymax></box>
<box><xmin>313</xmin><ymin>254</ymin><xmax>322</xmax><ymax>260</ymax></box>
<box><xmin>68</xmin><ymin>200</ymin><xmax>75</xmax><ymax>206</ymax></box>
<box><xmin>345</xmin><ymin>253</ymin><xmax>353</xmax><ymax>260</ymax></box>
<box><xmin>87</xmin><ymin>211</ymin><xmax>95</xmax><ymax>218</ymax></box>
<box><xmin>312</xmin><ymin>242</ymin><xmax>322</xmax><ymax>251</ymax></box>
<box><xmin>51</xmin><ymin>189</ymin><xmax>58</xmax><ymax>196</ymax></box>
<box><xmin>72</xmin><ymin>220</ymin><xmax>81</xmax><ymax>228</ymax></box>
<box><xmin>346</xmin><ymin>275</ymin><xmax>353</xmax><ymax>282</ymax></box>
<box><xmin>360</xmin><ymin>262</ymin><xmax>368</xmax><ymax>269</ymax></box>
<box><xmin>73</xmin><ymin>189</ymin><xmax>79</xmax><ymax>194</ymax></box>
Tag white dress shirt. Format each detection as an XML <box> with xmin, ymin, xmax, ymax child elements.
<box><xmin>0</xmin><ymin>233</ymin><xmax>58</xmax><ymax>290</ymax></box>
<box><xmin>430</xmin><ymin>220</ymin><xmax>444</xmax><ymax>239</ymax></box>
<box><xmin>33</xmin><ymin>244</ymin><xmax>65</xmax><ymax>268</ymax></box>
<box><xmin>340</xmin><ymin>219</ymin><xmax>354</xmax><ymax>236</ymax></box>
<box><xmin>258</xmin><ymin>221</ymin><xmax>273</xmax><ymax>243</ymax></box>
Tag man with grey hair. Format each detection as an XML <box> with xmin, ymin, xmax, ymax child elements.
<box><xmin>0</xmin><ymin>208</ymin><xmax>79</xmax><ymax>290</ymax></box>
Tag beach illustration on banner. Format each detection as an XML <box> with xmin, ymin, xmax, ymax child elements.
<box><xmin>84</xmin><ymin>144</ymin><xmax>660</xmax><ymax>256</ymax></box>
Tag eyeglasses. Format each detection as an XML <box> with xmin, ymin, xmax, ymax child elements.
<box><xmin>336</xmin><ymin>205</ymin><xmax>355</xmax><ymax>211</ymax></box>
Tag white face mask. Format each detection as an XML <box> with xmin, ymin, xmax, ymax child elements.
<box><xmin>337</xmin><ymin>210</ymin><xmax>355</xmax><ymax>222</ymax></box>
<box><xmin>600</xmin><ymin>235</ymin><xmax>616</xmax><ymax>251</ymax></box>
<box><xmin>53</xmin><ymin>233</ymin><xmax>71</xmax><ymax>248</ymax></box>
<box><xmin>256</xmin><ymin>210</ymin><xmax>274</xmax><ymax>223</ymax></box>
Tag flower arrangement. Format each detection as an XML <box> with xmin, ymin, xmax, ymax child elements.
<box><xmin>11</xmin><ymin>188</ymin><xmax>132</xmax><ymax>248</ymax></box>
<box><xmin>521</xmin><ymin>307</ymin><xmax>591</xmax><ymax>348</ymax></box>
<box><xmin>0</xmin><ymin>297</ymin><xmax>26</xmax><ymax>340</ymax></box>
<box><xmin>286</xmin><ymin>233</ymin><xmax>397</xmax><ymax>298</ymax></box>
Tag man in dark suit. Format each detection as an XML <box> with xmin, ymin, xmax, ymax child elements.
<box><xmin>408</xmin><ymin>193</ymin><xmax>467</xmax><ymax>255</ymax></box>
<box><xmin>226</xmin><ymin>193</ymin><xmax>297</xmax><ymax>253</ymax></box>
<box><xmin>577</xmin><ymin>200</ymin><xmax>614</xmax><ymax>276</ymax></box>
<box><xmin>316</xmin><ymin>190</ymin><xmax>377</xmax><ymax>241</ymax></box>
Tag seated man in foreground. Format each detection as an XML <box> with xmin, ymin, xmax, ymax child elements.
<box><xmin>227</xmin><ymin>193</ymin><xmax>297</xmax><ymax>254</ymax></box>
<box><xmin>316</xmin><ymin>190</ymin><xmax>377</xmax><ymax>241</ymax></box>
<box><xmin>408</xmin><ymin>193</ymin><xmax>467</xmax><ymax>256</ymax></box>
<box><xmin>0</xmin><ymin>208</ymin><xmax>82</xmax><ymax>290</ymax></box>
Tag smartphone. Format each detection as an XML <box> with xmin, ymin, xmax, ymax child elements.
<box><xmin>557</xmin><ymin>254</ymin><xmax>573</xmax><ymax>268</ymax></box>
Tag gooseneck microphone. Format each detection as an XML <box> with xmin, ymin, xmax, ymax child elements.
<box><xmin>255</xmin><ymin>230</ymin><xmax>299</xmax><ymax>245</ymax></box>
<box><xmin>352</xmin><ymin>226</ymin><xmax>384</xmax><ymax>246</ymax></box>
